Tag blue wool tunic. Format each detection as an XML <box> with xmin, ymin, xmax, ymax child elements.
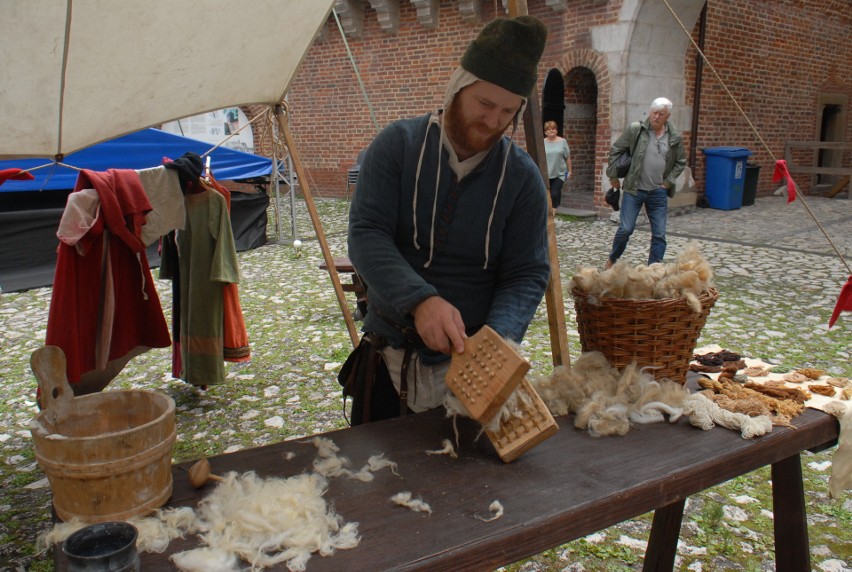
<box><xmin>348</xmin><ymin>113</ymin><xmax>550</xmax><ymax>362</ymax></box>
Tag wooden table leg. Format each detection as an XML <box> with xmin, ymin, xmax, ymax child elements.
<box><xmin>643</xmin><ymin>498</ymin><xmax>685</xmax><ymax>571</ymax></box>
<box><xmin>772</xmin><ymin>453</ymin><xmax>810</xmax><ymax>572</ymax></box>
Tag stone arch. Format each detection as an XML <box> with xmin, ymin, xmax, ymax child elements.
<box><xmin>542</xmin><ymin>69</ymin><xmax>566</xmax><ymax>136</ymax></box>
<box><xmin>619</xmin><ymin>1</ymin><xmax>705</xmax><ymax>130</ymax></box>
<box><xmin>548</xmin><ymin>49</ymin><xmax>612</xmax><ymax>212</ymax></box>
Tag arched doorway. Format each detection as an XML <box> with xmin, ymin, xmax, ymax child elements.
<box><xmin>565</xmin><ymin>67</ymin><xmax>597</xmax><ymax>201</ymax></box>
<box><xmin>542</xmin><ymin>67</ymin><xmax>598</xmax><ymax>211</ymax></box>
<box><xmin>542</xmin><ymin>69</ymin><xmax>566</xmax><ymax>136</ymax></box>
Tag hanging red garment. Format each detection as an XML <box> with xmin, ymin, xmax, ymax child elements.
<box><xmin>204</xmin><ymin>174</ymin><xmax>251</xmax><ymax>362</ymax></box>
<box><xmin>829</xmin><ymin>275</ymin><xmax>852</xmax><ymax>329</ymax></box>
<box><xmin>45</xmin><ymin>169</ymin><xmax>171</xmax><ymax>394</ymax></box>
<box><xmin>0</xmin><ymin>168</ymin><xmax>34</xmax><ymax>185</ymax></box>
<box><xmin>772</xmin><ymin>160</ymin><xmax>797</xmax><ymax>203</ymax></box>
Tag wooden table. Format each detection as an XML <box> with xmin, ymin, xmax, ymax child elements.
<box><xmin>55</xmin><ymin>398</ymin><xmax>838</xmax><ymax>571</ymax></box>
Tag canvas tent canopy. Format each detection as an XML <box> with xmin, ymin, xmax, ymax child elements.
<box><xmin>0</xmin><ymin>0</ymin><xmax>334</xmax><ymax>159</ymax></box>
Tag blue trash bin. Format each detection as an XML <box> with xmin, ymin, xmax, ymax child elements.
<box><xmin>702</xmin><ymin>147</ymin><xmax>752</xmax><ymax>210</ymax></box>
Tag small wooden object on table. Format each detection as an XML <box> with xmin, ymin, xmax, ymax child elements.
<box><xmin>445</xmin><ymin>326</ymin><xmax>558</xmax><ymax>462</ymax></box>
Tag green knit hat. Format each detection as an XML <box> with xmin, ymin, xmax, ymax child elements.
<box><xmin>460</xmin><ymin>15</ymin><xmax>548</xmax><ymax>97</ymax></box>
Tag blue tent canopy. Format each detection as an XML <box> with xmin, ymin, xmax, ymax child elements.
<box><xmin>0</xmin><ymin>128</ymin><xmax>275</xmax><ymax>192</ymax></box>
<box><xmin>0</xmin><ymin>127</ymin><xmax>277</xmax><ymax>292</ymax></box>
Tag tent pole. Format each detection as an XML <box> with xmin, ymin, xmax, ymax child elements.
<box><xmin>284</xmin><ymin>94</ymin><xmax>297</xmax><ymax>240</ymax></box>
<box><xmin>272</xmin><ymin>153</ymin><xmax>282</xmax><ymax>242</ymax></box>
<box><xmin>508</xmin><ymin>0</ymin><xmax>570</xmax><ymax>367</ymax></box>
<box><xmin>274</xmin><ymin>103</ymin><xmax>360</xmax><ymax>348</ymax></box>
<box><xmin>288</xmin><ymin>153</ymin><xmax>297</xmax><ymax>239</ymax></box>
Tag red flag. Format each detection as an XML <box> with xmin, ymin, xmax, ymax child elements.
<box><xmin>829</xmin><ymin>275</ymin><xmax>852</xmax><ymax>329</ymax></box>
<box><xmin>771</xmin><ymin>160</ymin><xmax>797</xmax><ymax>203</ymax></box>
<box><xmin>0</xmin><ymin>168</ymin><xmax>35</xmax><ymax>186</ymax></box>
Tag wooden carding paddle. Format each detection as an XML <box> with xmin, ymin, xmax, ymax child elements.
<box><xmin>485</xmin><ymin>377</ymin><xmax>559</xmax><ymax>463</ymax></box>
<box><xmin>445</xmin><ymin>325</ymin><xmax>529</xmax><ymax>424</ymax></box>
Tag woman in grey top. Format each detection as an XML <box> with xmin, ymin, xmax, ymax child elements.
<box><xmin>543</xmin><ymin>120</ymin><xmax>571</xmax><ymax>208</ymax></box>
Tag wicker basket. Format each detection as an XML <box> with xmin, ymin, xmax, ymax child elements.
<box><xmin>571</xmin><ymin>288</ymin><xmax>718</xmax><ymax>385</ymax></box>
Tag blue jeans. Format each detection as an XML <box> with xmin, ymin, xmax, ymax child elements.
<box><xmin>608</xmin><ymin>187</ymin><xmax>668</xmax><ymax>265</ymax></box>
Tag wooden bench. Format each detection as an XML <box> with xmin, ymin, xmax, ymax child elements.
<box><xmin>53</xmin><ymin>376</ymin><xmax>839</xmax><ymax>571</ymax></box>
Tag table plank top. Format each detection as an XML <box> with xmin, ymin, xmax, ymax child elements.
<box><xmin>118</xmin><ymin>402</ymin><xmax>837</xmax><ymax>571</ymax></box>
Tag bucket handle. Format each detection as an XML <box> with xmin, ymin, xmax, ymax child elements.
<box><xmin>31</xmin><ymin>346</ymin><xmax>77</xmax><ymax>420</ymax></box>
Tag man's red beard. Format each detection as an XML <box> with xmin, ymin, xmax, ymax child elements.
<box><xmin>443</xmin><ymin>102</ymin><xmax>510</xmax><ymax>158</ymax></box>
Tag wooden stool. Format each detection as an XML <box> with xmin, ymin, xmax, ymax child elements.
<box><xmin>319</xmin><ymin>256</ymin><xmax>368</xmax><ymax>318</ymax></box>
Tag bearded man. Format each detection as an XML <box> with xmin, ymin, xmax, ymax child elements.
<box><xmin>344</xmin><ymin>16</ymin><xmax>551</xmax><ymax>423</ymax></box>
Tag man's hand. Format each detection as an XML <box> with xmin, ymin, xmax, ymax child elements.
<box><xmin>610</xmin><ymin>178</ymin><xmax>620</xmax><ymax>190</ymax></box>
<box><xmin>412</xmin><ymin>296</ymin><xmax>467</xmax><ymax>355</ymax></box>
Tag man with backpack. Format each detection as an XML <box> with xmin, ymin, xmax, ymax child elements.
<box><xmin>605</xmin><ymin>97</ymin><xmax>686</xmax><ymax>268</ymax></box>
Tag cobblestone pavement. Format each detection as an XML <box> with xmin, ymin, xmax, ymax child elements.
<box><xmin>0</xmin><ymin>195</ymin><xmax>849</xmax><ymax>571</ymax></box>
<box><xmin>663</xmin><ymin>195</ymin><xmax>851</xmax><ymax>258</ymax></box>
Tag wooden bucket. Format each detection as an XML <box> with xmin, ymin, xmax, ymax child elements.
<box><xmin>29</xmin><ymin>346</ymin><xmax>176</xmax><ymax>523</ymax></box>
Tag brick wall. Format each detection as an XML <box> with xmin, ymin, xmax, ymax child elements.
<box><xmin>685</xmin><ymin>0</ymin><xmax>852</xmax><ymax>196</ymax></box>
<box><xmin>284</xmin><ymin>1</ymin><xmax>476</xmax><ymax>197</ymax></box>
<box><xmin>262</xmin><ymin>0</ymin><xmax>849</xmax><ymax>201</ymax></box>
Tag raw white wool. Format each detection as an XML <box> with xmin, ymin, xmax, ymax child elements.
<box><xmin>130</xmin><ymin>506</ymin><xmax>197</xmax><ymax>553</ymax></box>
<box><xmin>347</xmin><ymin>465</ymin><xmax>375</xmax><ymax>482</ymax></box>
<box><xmin>366</xmin><ymin>453</ymin><xmax>399</xmax><ymax>475</ymax></box>
<box><xmin>343</xmin><ymin>453</ymin><xmax>402</xmax><ymax>482</ymax></box>
<box><xmin>309</xmin><ymin>438</ymin><xmax>394</xmax><ymax>481</ymax></box>
<box><xmin>475</xmin><ymin>500</ymin><xmax>504</xmax><ymax>522</ymax></box>
<box><xmin>37</xmin><ymin>508</ymin><xmax>197</xmax><ymax>556</ymax></box>
<box><xmin>480</xmin><ymin>387</ymin><xmax>536</xmax><ymax>434</ymax></box>
<box><xmin>629</xmin><ymin>401</ymin><xmax>684</xmax><ymax>424</ymax></box>
<box><xmin>171</xmin><ymin>546</ymin><xmax>240</xmax><ymax>571</ymax></box>
<box><xmin>38</xmin><ymin>437</ymin><xmax>379</xmax><ymax>570</ymax></box>
<box><xmin>442</xmin><ymin>392</ymin><xmax>470</xmax><ymax>418</ymax></box>
<box><xmin>682</xmin><ymin>393</ymin><xmax>772</xmax><ymax>439</ymax></box>
<box><xmin>190</xmin><ymin>471</ymin><xmax>360</xmax><ymax>570</ymax></box>
<box><xmin>310</xmin><ymin>436</ymin><xmax>340</xmax><ymax>458</ymax></box>
<box><xmin>570</xmin><ymin>241</ymin><xmax>714</xmax><ymax>313</ymax></box>
<box><xmin>313</xmin><ymin>454</ymin><xmax>353</xmax><ymax>478</ymax></box>
<box><xmin>530</xmin><ymin>352</ymin><xmax>689</xmax><ymax>437</ymax></box>
<box><xmin>391</xmin><ymin>491</ymin><xmax>432</xmax><ymax>514</ymax></box>
<box><xmin>426</xmin><ymin>439</ymin><xmax>457</xmax><ymax>458</ymax></box>
<box><xmin>35</xmin><ymin>518</ymin><xmax>88</xmax><ymax>551</ymax></box>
